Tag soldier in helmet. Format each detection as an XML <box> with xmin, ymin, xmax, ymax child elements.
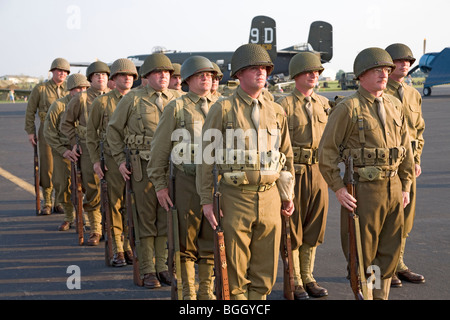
<box><xmin>25</xmin><ymin>58</ymin><xmax>70</xmax><ymax>215</ymax></box>
<box><xmin>87</xmin><ymin>58</ymin><xmax>138</xmax><ymax>266</ymax></box>
<box><xmin>148</xmin><ymin>56</ymin><xmax>219</xmax><ymax>299</ymax></box>
<box><xmin>197</xmin><ymin>44</ymin><xmax>295</xmax><ymax>300</ymax></box>
<box><xmin>211</xmin><ymin>62</ymin><xmax>223</xmax><ymax>99</ymax></box>
<box><xmin>44</xmin><ymin>73</ymin><xmax>90</xmax><ymax>230</ymax></box>
<box><xmin>60</xmin><ymin>61</ymin><xmax>110</xmax><ymax>246</ymax></box>
<box><xmin>385</xmin><ymin>43</ymin><xmax>426</xmax><ymax>287</ymax></box>
<box><xmin>276</xmin><ymin>52</ymin><xmax>331</xmax><ymax>299</ymax></box>
<box><xmin>318</xmin><ymin>47</ymin><xmax>414</xmax><ymax>299</ymax></box>
<box><xmin>107</xmin><ymin>53</ymin><xmax>182</xmax><ymax>288</ymax></box>
<box><xmin>169</xmin><ymin>63</ymin><xmax>183</xmax><ymax>93</ymax></box>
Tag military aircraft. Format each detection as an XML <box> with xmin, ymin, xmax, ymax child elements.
<box><xmin>409</xmin><ymin>39</ymin><xmax>450</xmax><ymax>96</ymax></box>
<box><xmin>126</xmin><ymin>15</ymin><xmax>333</xmax><ymax>86</ymax></box>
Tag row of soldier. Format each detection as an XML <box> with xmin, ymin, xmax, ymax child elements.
<box><xmin>24</xmin><ymin>42</ymin><xmax>425</xmax><ymax>300</ymax></box>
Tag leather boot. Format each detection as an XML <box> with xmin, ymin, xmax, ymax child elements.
<box><xmin>181</xmin><ymin>261</ymin><xmax>197</xmax><ymax>300</ymax></box>
<box><xmin>300</xmin><ymin>244</ymin><xmax>328</xmax><ymax>297</ymax></box>
<box><xmin>197</xmin><ymin>264</ymin><xmax>216</xmax><ymax>300</ymax></box>
<box><xmin>154</xmin><ymin>236</ymin><xmax>169</xmax><ymax>284</ymax></box>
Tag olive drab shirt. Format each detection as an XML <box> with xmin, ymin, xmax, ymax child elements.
<box><xmin>147</xmin><ymin>91</ymin><xmax>218</xmax><ymax>192</ymax></box>
<box><xmin>197</xmin><ymin>86</ymin><xmax>295</xmax><ymax>205</ymax></box>
<box><xmin>43</xmin><ymin>94</ymin><xmax>73</xmax><ymax>156</ymax></box>
<box><xmin>60</xmin><ymin>87</ymin><xmax>107</xmax><ymax>146</ymax></box>
<box><xmin>106</xmin><ymin>86</ymin><xmax>182</xmax><ymax>167</ymax></box>
<box><xmin>385</xmin><ymin>78</ymin><xmax>425</xmax><ymax>165</ymax></box>
<box><xmin>86</xmin><ymin>89</ymin><xmax>124</xmax><ymax>165</ymax></box>
<box><xmin>25</xmin><ymin>79</ymin><xmax>67</xmax><ymax>134</ymax></box>
<box><xmin>318</xmin><ymin>87</ymin><xmax>414</xmax><ymax>193</ymax></box>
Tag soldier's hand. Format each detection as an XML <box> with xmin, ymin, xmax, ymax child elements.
<box><xmin>402</xmin><ymin>191</ymin><xmax>410</xmax><ymax>208</ymax></box>
<box><xmin>63</xmin><ymin>149</ymin><xmax>77</xmax><ymax>162</ymax></box>
<box><xmin>28</xmin><ymin>134</ymin><xmax>37</xmax><ymax>146</ymax></box>
<box><xmin>415</xmin><ymin>164</ymin><xmax>422</xmax><ymax>178</ymax></box>
<box><xmin>281</xmin><ymin>200</ymin><xmax>294</xmax><ymax>217</ymax></box>
<box><xmin>93</xmin><ymin>162</ymin><xmax>105</xmax><ymax>179</ymax></box>
<box><xmin>336</xmin><ymin>187</ymin><xmax>357</xmax><ymax>211</ymax></box>
<box><xmin>156</xmin><ymin>188</ymin><xmax>173</xmax><ymax>212</ymax></box>
<box><xmin>119</xmin><ymin>162</ymin><xmax>131</xmax><ymax>181</ymax></box>
<box><xmin>203</xmin><ymin>203</ymin><xmax>218</xmax><ymax>230</ymax></box>
<box><xmin>72</xmin><ymin>144</ymin><xmax>81</xmax><ymax>158</ymax></box>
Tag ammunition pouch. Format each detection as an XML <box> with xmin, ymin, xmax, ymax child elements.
<box><xmin>341</xmin><ymin>146</ymin><xmax>405</xmax><ymax>167</ymax></box>
<box><xmin>125</xmin><ymin>134</ymin><xmax>153</xmax><ymax>152</ymax></box>
<box><xmin>216</xmin><ymin>149</ymin><xmax>286</xmax><ymax>173</ymax></box>
<box><xmin>293</xmin><ymin>147</ymin><xmax>318</xmax><ymax>165</ymax></box>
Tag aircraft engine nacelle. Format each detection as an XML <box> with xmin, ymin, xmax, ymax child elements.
<box><xmin>419</xmin><ymin>52</ymin><xmax>439</xmax><ymax>73</ymax></box>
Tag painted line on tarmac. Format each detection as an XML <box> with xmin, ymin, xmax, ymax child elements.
<box><xmin>0</xmin><ymin>167</ymin><xmax>43</xmax><ymax>198</ymax></box>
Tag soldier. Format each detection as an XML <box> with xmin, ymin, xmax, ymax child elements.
<box><xmin>385</xmin><ymin>43</ymin><xmax>426</xmax><ymax>287</ymax></box>
<box><xmin>86</xmin><ymin>58</ymin><xmax>138</xmax><ymax>266</ymax></box>
<box><xmin>211</xmin><ymin>62</ymin><xmax>223</xmax><ymax>99</ymax></box>
<box><xmin>60</xmin><ymin>61</ymin><xmax>110</xmax><ymax>246</ymax></box>
<box><xmin>44</xmin><ymin>73</ymin><xmax>90</xmax><ymax>231</ymax></box>
<box><xmin>169</xmin><ymin>63</ymin><xmax>183</xmax><ymax>92</ymax></box>
<box><xmin>197</xmin><ymin>44</ymin><xmax>295</xmax><ymax>300</ymax></box>
<box><xmin>107</xmin><ymin>53</ymin><xmax>182</xmax><ymax>288</ymax></box>
<box><xmin>148</xmin><ymin>56</ymin><xmax>219</xmax><ymax>299</ymax></box>
<box><xmin>318</xmin><ymin>47</ymin><xmax>414</xmax><ymax>299</ymax></box>
<box><xmin>276</xmin><ymin>52</ymin><xmax>331</xmax><ymax>299</ymax></box>
<box><xmin>25</xmin><ymin>58</ymin><xmax>70</xmax><ymax>215</ymax></box>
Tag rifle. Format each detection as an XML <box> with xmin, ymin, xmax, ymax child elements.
<box><xmin>168</xmin><ymin>158</ymin><xmax>183</xmax><ymax>300</ymax></box>
<box><xmin>73</xmin><ymin>138</ymin><xmax>84</xmax><ymax>246</ymax></box>
<box><xmin>346</xmin><ymin>156</ymin><xmax>368</xmax><ymax>300</ymax></box>
<box><xmin>125</xmin><ymin>146</ymin><xmax>144</xmax><ymax>287</ymax></box>
<box><xmin>100</xmin><ymin>141</ymin><xmax>114</xmax><ymax>266</ymax></box>
<box><xmin>281</xmin><ymin>215</ymin><xmax>295</xmax><ymax>300</ymax></box>
<box><xmin>212</xmin><ymin>165</ymin><xmax>230</xmax><ymax>300</ymax></box>
<box><xmin>33</xmin><ymin>134</ymin><xmax>41</xmax><ymax>215</ymax></box>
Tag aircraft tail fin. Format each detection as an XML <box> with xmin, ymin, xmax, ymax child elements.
<box><xmin>248</xmin><ymin>15</ymin><xmax>277</xmax><ymax>62</ymax></box>
<box><xmin>308</xmin><ymin>21</ymin><xmax>333</xmax><ymax>63</ymax></box>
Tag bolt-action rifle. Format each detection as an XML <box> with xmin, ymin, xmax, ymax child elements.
<box><xmin>100</xmin><ymin>141</ymin><xmax>114</xmax><ymax>266</ymax></box>
<box><xmin>281</xmin><ymin>214</ymin><xmax>295</xmax><ymax>300</ymax></box>
<box><xmin>33</xmin><ymin>133</ymin><xmax>41</xmax><ymax>215</ymax></box>
<box><xmin>72</xmin><ymin>137</ymin><xmax>84</xmax><ymax>246</ymax></box>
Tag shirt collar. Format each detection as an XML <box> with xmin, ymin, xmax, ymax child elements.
<box><xmin>237</xmin><ymin>86</ymin><xmax>262</xmax><ymax>106</ymax></box>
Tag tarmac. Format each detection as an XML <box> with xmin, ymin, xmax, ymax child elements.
<box><xmin>0</xmin><ymin>86</ymin><xmax>449</xmax><ymax>311</ymax></box>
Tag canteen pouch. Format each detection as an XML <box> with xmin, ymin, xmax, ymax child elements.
<box><xmin>223</xmin><ymin>171</ymin><xmax>249</xmax><ymax>186</ymax></box>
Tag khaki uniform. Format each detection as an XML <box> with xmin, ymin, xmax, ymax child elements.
<box><xmin>43</xmin><ymin>94</ymin><xmax>74</xmax><ymax>222</ymax></box>
<box><xmin>385</xmin><ymin>78</ymin><xmax>425</xmax><ymax>272</ymax></box>
<box><xmin>148</xmin><ymin>91</ymin><xmax>218</xmax><ymax>299</ymax></box>
<box><xmin>86</xmin><ymin>89</ymin><xmax>131</xmax><ymax>255</ymax></box>
<box><xmin>318</xmin><ymin>87</ymin><xmax>414</xmax><ymax>287</ymax></box>
<box><xmin>60</xmin><ymin>87</ymin><xmax>107</xmax><ymax>235</ymax></box>
<box><xmin>24</xmin><ymin>79</ymin><xmax>67</xmax><ymax>207</ymax></box>
<box><xmin>107</xmin><ymin>86</ymin><xmax>181</xmax><ymax>276</ymax></box>
<box><xmin>197</xmin><ymin>86</ymin><xmax>294</xmax><ymax>299</ymax></box>
<box><xmin>277</xmin><ymin>89</ymin><xmax>330</xmax><ymax>286</ymax></box>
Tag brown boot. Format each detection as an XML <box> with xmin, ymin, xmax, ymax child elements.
<box><xmin>397</xmin><ymin>269</ymin><xmax>425</xmax><ymax>284</ymax></box>
<box><xmin>391</xmin><ymin>274</ymin><xmax>402</xmax><ymax>287</ymax></box>
<box><xmin>41</xmin><ymin>205</ymin><xmax>52</xmax><ymax>215</ymax></box>
<box><xmin>112</xmin><ymin>252</ymin><xmax>127</xmax><ymax>267</ymax></box>
<box><xmin>58</xmin><ymin>221</ymin><xmax>71</xmax><ymax>231</ymax></box>
<box><xmin>305</xmin><ymin>282</ymin><xmax>328</xmax><ymax>298</ymax></box>
<box><xmin>87</xmin><ymin>233</ymin><xmax>101</xmax><ymax>246</ymax></box>
<box><xmin>143</xmin><ymin>273</ymin><xmax>161</xmax><ymax>289</ymax></box>
<box><xmin>294</xmin><ymin>285</ymin><xmax>309</xmax><ymax>300</ymax></box>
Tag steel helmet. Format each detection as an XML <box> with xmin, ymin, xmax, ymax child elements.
<box><xmin>67</xmin><ymin>73</ymin><xmax>90</xmax><ymax>91</ymax></box>
<box><xmin>385</xmin><ymin>43</ymin><xmax>416</xmax><ymax>64</ymax></box>
<box><xmin>211</xmin><ymin>62</ymin><xmax>223</xmax><ymax>80</ymax></box>
<box><xmin>140</xmin><ymin>53</ymin><xmax>174</xmax><ymax>78</ymax></box>
<box><xmin>353</xmin><ymin>47</ymin><xmax>396</xmax><ymax>79</ymax></box>
<box><xmin>181</xmin><ymin>56</ymin><xmax>216</xmax><ymax>84</ymax></box>
<box><xmin>172</xmin><ymin>63</ymin><xmax>181</xmax><ymax>77</ymax></box>
<box><xmin>86</xmin><ymin>61</ymin><xmax>111</xmax><ymax>81</ymax></box>
<box><xmin>289</xmin><ymin>52</ymin><xmax>324</xmax><ymax>79</ymax></box>
<box><xmin>230</xmin><ymin>43</ymin><xmax>273</xmax><ymax>78</ymax></box>
<box><xmin>109</xmin><ymin>58</ymin><xmax>138</xmax><ymax>80</ymax></box>
<box><xmin>50</xmin><ymin>58</ymin><xmax>71</xmax><ymax>74</ymax></box>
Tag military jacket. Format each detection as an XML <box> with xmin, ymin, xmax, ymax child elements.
<box><xmin>43</xmin><ymin>94</ymin><xmax>72</xmax><ymax>156</ymax></box>
<box><xmin>148</xmin><ymin>91</ymin><xmax>218</xmax><ymax>192</ymax></box>
<box><xmin>385</xmin><ymin>78</ymin><xmax>425</xmax><ymax>164</ymax></box>
<box><xmin>318</xmin><ymin>86</ymin><xmax>414</xmax><ymax>193</ymax></box>
<box><xmin>25</xmin><ymin>79</ymin><xmax>67</xmax><ymax>134</ymax></box>
<box><xmin>86</xmin><ymin>89</ymin><xmax>124</xmax><ymax>164</ymax></box>
<box><xmin>107</xmin><ymin>85</ymin><xmax>181</xmax><ymax>166</ymax></box>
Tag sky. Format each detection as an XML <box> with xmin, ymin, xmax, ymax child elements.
<box><xmin>1</xmin><ymin>0</ymin><xmax>449</xmax><ymax>80</ymax></box>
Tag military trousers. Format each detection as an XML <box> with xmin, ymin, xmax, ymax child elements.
<box><xmin>175</xmin><ymin>168</ymin><xmax>214</xmax><ymax>265</ymax></box>
<box><xmin>340</xmin><ymin>175</ymin><xmax>404</xmax><ymax>279</ymax></box>
<box><xmin>51</xmin><ymin>150</ymin><xmax>73</xmax><ymax>222</ymax></box>
<box><xmin>220</xmin><ymin>182</ymin><xmax>281</xmax><ymax>298</ymax></box>
<box><xmin>38</xmin><ymin>122</ymin><xmax>53</xmax><ymax>205</ymax></box>
<box><xmin>104</xmin><ymin>153</ymin><xmax>130</xmax><ymax>254</ymax></box>
<box><xmin>79</xmin><ymin>141</ymin><xmax>102</xmax><ymax>234</ymax></box>
<box><xmin>290</xmin><ymin>163</ymin><xmax>328</xmax><ymax>249</ymax></box>
<box><xmin>131</xmin><ymin>157</ymin><xmax>167</xmax><ymax>275</ymax></box>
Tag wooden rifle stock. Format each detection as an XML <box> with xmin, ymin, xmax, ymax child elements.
<box><xmin>281</xmin><ymin>215</ymin><xmax>295</xmax><ymax>300</ymax></box>
<box><xmin>212</xmin><ymin>165</ymin><xmax>230</xmax><ymax>300</ymax></box>
<box><xmin>74</xmin><ymin>139</ymin><xmax>84</xmax><ymax>246</ymax></box>
<box><xmin>100</xmin><ymin>141</ymin><xmax>114</xmax><ymax>266</ymax></box>
<box><xmin>346</xmin><ymin>156</ymin><xmax>366</xmax><ymax>300</ymax></box>
<box><xmin>168</xmin><ymin>159</ymin><xmax>182</xmax><ymax>300</ymax></box>
<box><xmin>125</xmin><ymin>147</ymin><xmax>143</xmax><ymax>287</ymax></box>
<box><xmin>33</xmin><ymin>135</ymin><xmax>41</xmax><ymax>215</ymax></box>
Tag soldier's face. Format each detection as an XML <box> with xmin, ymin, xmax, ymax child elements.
<box><xmin>391</xmin><ymin>59</ymin><xmax>410</xmax><ymax>79</ymax></box>
<box><xmin>52</xmin><ymin>69</ymin><xmax>68</xmax><ymax>84</ymax></box>
<box><xmin>147</xmin><ymin>70</ymin><xmax>171</xmax><ymax>91</ymax></box>
<box><xmin>114</xmin><ymin>73</ymin><xmax>134</xmax><ymax>91</ymax></box>
<box><xmin>359</xmin><ymin>67</ymin><xmax>390</xmax><ymax>93</ymax></box>
<box><xmin>70</xmin><ymin>86</ymin><xmax>87</xmax><ymax>96</ymax></box>
<box><xmin>169</xmin><ymin>75</ymin><xmax>182</xmax><ymax>90</ymax></box>
<box><xmin>90</xmin><ymin>72</ymin><xmax>108</xmax><ymax>91</ymax></box>
<box><xmin>295</xmin><ymin>71</ymin><xmax>319</xmax><ymax>90</ymax></box>
<box><xmin>237</xmin><ymin>66</ymin><xmax>267</xmax><ymax>91</ymax></box>
<box><xmin>187</xmin><ymin>72</ymin><xmax>213</xmax><ymax>96</ymax></box>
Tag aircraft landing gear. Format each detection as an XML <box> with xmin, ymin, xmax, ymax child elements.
<box><xmin>423</xmin><ymin>86</ymin><xmax>432</xmax><ymax>96</ymax></box>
